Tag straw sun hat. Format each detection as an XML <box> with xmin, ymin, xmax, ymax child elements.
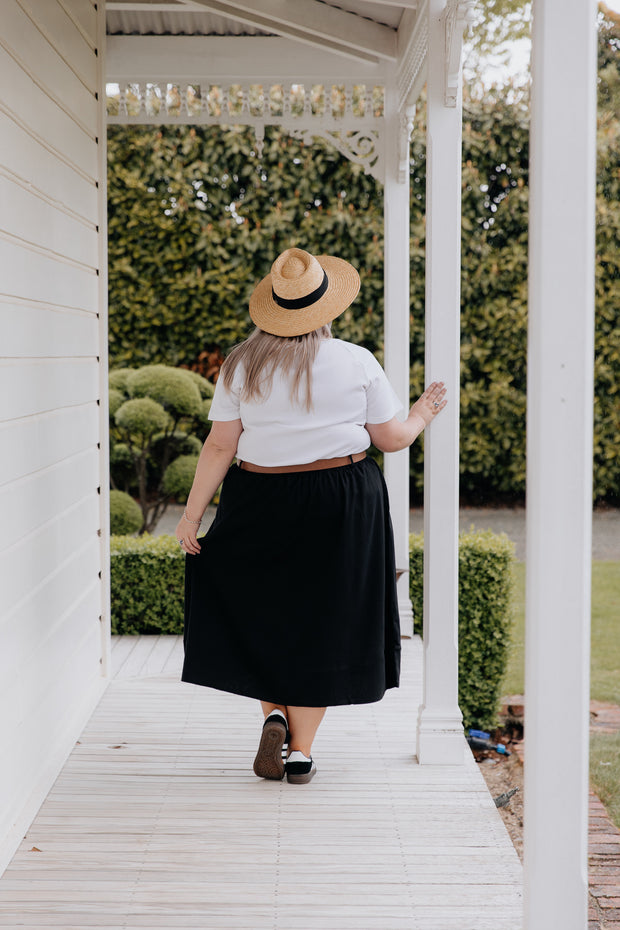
<box><xmin>249</xmin><ymin>248</ymin><xmax>360</xmax><ymax>337</ymax></box>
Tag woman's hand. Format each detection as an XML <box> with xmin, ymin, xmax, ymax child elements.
<box><xmin>175</xmin><ymin>511</ymin><xmax>202</xmax><ymax>556</ymax></box>
<box><xmin>365</xmin><ymin>381</ymin><xmax>448</xmax><ymax>453</ymax></box>
<box><xmin>410</xmin><ymin>381</ymin><xmax>447</xmax><ymax>427</ymax></box>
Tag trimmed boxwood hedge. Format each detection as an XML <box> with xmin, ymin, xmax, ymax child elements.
<box><xmin>110</xmin><ymin>534</ymin><xmax>186</xmax><ymax>634</ymax></box>
<box><xmin>409</xmin><ymin>530</ymin><xmax>515</xmax><ymax>730</ymax></box>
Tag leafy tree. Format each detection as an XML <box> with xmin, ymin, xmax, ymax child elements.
<box><xmin>463</xmin><ymin>0</ymin><xmax>531</xmax><ymax>93</ymax></box>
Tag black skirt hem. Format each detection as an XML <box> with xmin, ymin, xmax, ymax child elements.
<box><xmin>181</xmin><ymin>650</ymin><xmax>401</xmax><ymax>708</ymax></box>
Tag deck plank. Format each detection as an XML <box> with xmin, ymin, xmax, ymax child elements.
<box><xmin>0</xmin><ymin>637</ymin><xmax>523</xmax><ymax>928</ymax></box>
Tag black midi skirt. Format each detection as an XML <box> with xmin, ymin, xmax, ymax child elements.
<box><xmin>182</xmin><ymin>456</ymin><xmax>401</xmax><ymax>707</ymax></box>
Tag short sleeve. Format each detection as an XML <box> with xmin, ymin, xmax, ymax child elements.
<box><xmin>361</xmin><ymin>351</ymin><xmax>404</xmax><ymax>424</ymax></box>
<box><xmin>208</xmin><ymin>373</ymin><xmax>241</xmax><ymax>421</ymax></box>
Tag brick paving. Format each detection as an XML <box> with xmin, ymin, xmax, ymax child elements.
<box><xmin>591</xmin><ymin>701</ymin><xmax>620</xmax><ymax>734</ymax></box>
<box><xmin>588</xmin><ymin>700</ymin><xmax>620</xmax><ymax>929</ymax></box>
<box><xmin>589</xmin><ymin>791</ymin><xmax>620</xmax><ymax>929</ymax></box>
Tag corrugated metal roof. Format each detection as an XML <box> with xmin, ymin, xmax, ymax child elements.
<box><xmin>106</xmin><ymin>2</ymin><xmax>404</xmax><ymax>37</ymax></box>
<box><xmin>321</xmin><ymin>2</ymin><xmax>403</xmax><ymax>29</ymax></box>
<box><xmin>106</xmin><ymin>11</ymin><xmax>273</xmax><ymax>37</ymax></box>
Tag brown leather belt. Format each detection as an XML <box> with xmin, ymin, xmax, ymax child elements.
<box><xmin>238</xmin><ymin>452</ymin><xmax>366</xmax><ymax>474</ymax></box>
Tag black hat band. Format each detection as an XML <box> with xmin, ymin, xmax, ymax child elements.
<box><xmin>272</xmin><ymin>271</ymin><xmax>329</xmax><ymax>310</ymax></box>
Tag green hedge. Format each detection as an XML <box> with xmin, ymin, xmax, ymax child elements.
<box><xmin>409</xmin><ymin>530</ymin><xmax>515</xmax><ymax>731</ymax></box>
<box><xmin>110</xmin><ymin>534</ymin><xmax>185</xmax><ymax>634</ymax></box>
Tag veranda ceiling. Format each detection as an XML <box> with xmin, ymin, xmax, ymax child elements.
<box><xmin>105</xmin><ymin>1</ymin><xmax>430</xmax><ymax>103</ymax></box>
<box><xmin>105</xmin><ymin>0</ymin><xmax>443</xmax><ymax>183</ymax></box>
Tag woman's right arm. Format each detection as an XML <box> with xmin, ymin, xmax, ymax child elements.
<box><xmin>365</xmin><ymin>381</ymin><xmax>447</xmax><ymax>453</ymax></box>
<box><xmin>175</xmin><ymin>418</ymin><xmax>243</xmax><ymax>554</ymax></box>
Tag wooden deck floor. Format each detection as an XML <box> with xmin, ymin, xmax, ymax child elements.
<box><xmin>0</xmin><ymin>636</ymin><xmax>523</xmax><ymax>929</ymax></box>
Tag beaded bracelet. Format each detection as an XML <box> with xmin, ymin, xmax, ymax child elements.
<box><xmin>183</xmin><ymin>510</ymin><xmax>202</xmax><ymax>525</ymax></box>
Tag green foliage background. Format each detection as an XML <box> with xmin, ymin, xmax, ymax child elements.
<box><xmin>107</xmin><ymin>17</ymin><xmax>620</xmax><ymax>504</ymax></box>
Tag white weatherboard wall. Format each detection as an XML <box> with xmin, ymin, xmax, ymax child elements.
<box><xmin>0</xmin><ymin>0</ymin><xmax>108</xmax><ymax>873</ymax></box>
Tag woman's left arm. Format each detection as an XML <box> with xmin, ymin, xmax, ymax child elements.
<box><xmin>175</xmin><ymin>419</ymin><xmax>243</xmax><ymax>554</ymax></box>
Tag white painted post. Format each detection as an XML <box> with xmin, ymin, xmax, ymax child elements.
<box><xmin>383</xmin><ymin>80</ymin><xmax>414</xmax><ymax>637</ymax></box>
<box><xmin>524</xmin><ymin>1</ymin><xmax>597</xmax><ymax>926</ymax></box>
<box><xmin>416</xmin><ymin>0</ymin><xmax>464</xmax><ymax>765</ymax></box>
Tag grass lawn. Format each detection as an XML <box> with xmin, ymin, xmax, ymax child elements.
<box><xmin>502</xmin><ymin>561</ymin><xmax>620</xmax><ymax>702</ymax></box>
<box><xmin>590</xmin><ymin>731</ymin><xmax>620</xmax><ymax>829</ymax></box>
<box><xmin>501</xmin><ymin>560</ymin><xmax>620</xmax><ymax>827</ymax></box>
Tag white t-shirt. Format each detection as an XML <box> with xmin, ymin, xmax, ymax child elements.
<box><xmin>208</xmin><ymin>338</ymin><xmax>403</xmax><ymax>466</ymax></box>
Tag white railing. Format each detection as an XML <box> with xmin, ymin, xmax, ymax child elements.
<box><xmin>106</xmin><ymin>82</ymin><xmax>386</xmax><ymax>179</ymax></box>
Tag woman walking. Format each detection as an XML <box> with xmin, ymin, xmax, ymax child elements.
<box><xmin>176</xmin><ymin>248</ymin><xmax>446</xmax><ymax>785</ymax></box>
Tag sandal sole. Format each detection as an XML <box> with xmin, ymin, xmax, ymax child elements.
<box><xmin>253</xmin><ymin>721</ymin><xmax>286</xmax><ymax>780</ymax></box>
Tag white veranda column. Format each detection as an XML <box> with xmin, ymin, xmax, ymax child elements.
<box><xmin>416</xmin><ymin>0</ymin><xmax>464</xmax><ymax>764</ymax></box>
<box><xmin>383</xmin><ymin>83</ymin><xmax>414</xmax><ymax>637</ymax></box>
<box><xmin>524</xmin><ymin>1</ymin><xmax>597</xmax><ymax>926</ymax></box>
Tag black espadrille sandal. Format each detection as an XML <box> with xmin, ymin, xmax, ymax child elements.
<box><xmin>253</xmin><ymin>713</ymin><xmax>290</xmax><ymax>780</ymax></box>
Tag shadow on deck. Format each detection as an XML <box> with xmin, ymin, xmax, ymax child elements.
<box><xmin>0</xmin><ymin>636</ymin><xmax>523</xmax><ymax>929</ymax></box>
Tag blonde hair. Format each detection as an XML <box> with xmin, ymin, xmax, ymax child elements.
<box><xmin>220</xmin><ymin>326</ymin><xmax>331</xmax><ymax>411</ymax></box>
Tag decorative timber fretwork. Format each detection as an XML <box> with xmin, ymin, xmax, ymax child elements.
<box><xmin>106</xmin><ymin>80</ymin><xmax>386</xmax><ymax>179</ymax></box>
<box><xmin>288</xmin><ymin>128</ymin><xmax>383</xmax><ymax>182</ymax></box>
<box><xmin>397</xmin><ymin>1</ymin><xmax>429</xmax><ymax>111</ymax></box>
<box><xmin>443</xmin><ymin>0</ymin><xmax>476</xmax><ymax>107</ymax></box>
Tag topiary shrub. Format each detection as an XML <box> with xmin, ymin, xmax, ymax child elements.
<box><xmin>409</xmin><ymin>529</ymin><xmax>515</xmax><ymax>731</ymax></box>
<box><xmin>182</xmin><ymin>369</ymin><xmax>216</xmax><ymax>400</ymax></box>
<box><xmin>150</xmin><ymin>431</ymin><xmax>202</xmax><ymax>464</ymax></box>
<box><xmin>109</xmin><ymin>368</ymin><xmax>132</xmax><ymax>392</ymax></box>
<box><xmin>109</xmin><ymin>364</ymin><xmax>213</xmax><ymax>532</ymax></box>
<box><xmin>115</xmin><ymin>397</ymin><xmax>172</xmax><ymax>437</ymax></box>
<box><xmin>196</xmin><ymin>397</ymin><xmax>213</xmax><ymax>429</ymax></box>
<box><xmin>127</xmin><ymin>364</ymin><xmax>202</xmax><ymax>418</ymax></box>
<box><xmin>109</xmin><ymin>442</ymin><xmax>135</xmax><ymax>494</ymax></box>
<box><xmin>162</xmin><ymin>454</ymin><xmax>200</xmax><ymax>503</ymax></box>
<box><xmin>110</xmin><ymin>490</ymin><xmax>143</xmax><ymax>535</ymax></box>
<box><xmin>108</xmin><ymin>388</ymin><xmax>125</xmax><ymax>418</ymax></box>
<box><xmin>110</xmin><ymin>534</ymin><xmax>186</xmax><ymax>634</ymax></box>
